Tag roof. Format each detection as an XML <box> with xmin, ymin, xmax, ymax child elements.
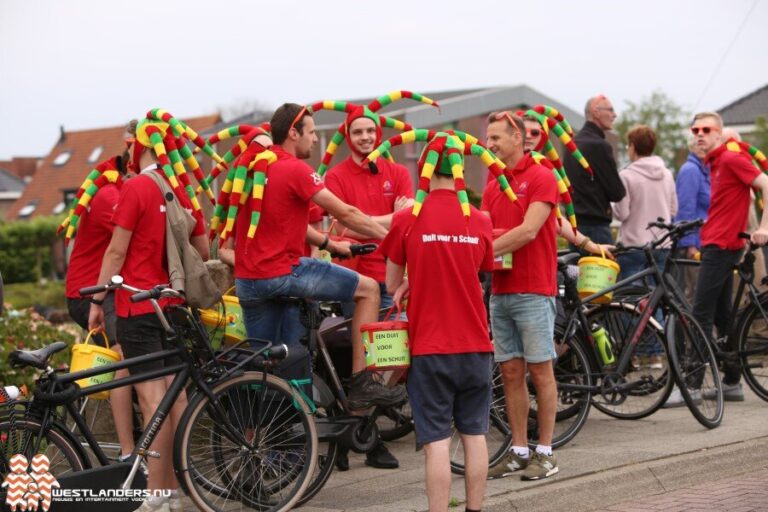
<box><xmin>0</xmin><ymin>167</ymin><xmax>25</xmax><ymax>200</ymax></box>
<box><xmin>0</xmin><ymin>157</ymin><xmax>40</xmax><ymax>180</ymax></box>
<box><xmin>5</xmin><ymin>113</ymin><xmax>220</xmax><ymax>220</ymax></box>
<box><xmin>207</xmin><ymin>85</ymin><xmax>584</xmax><ymax>134</ymax></box>
<box><xmin>718</xmin><ymin>84</ymin><xmax>768</xmax><ymax>126</ymax></box>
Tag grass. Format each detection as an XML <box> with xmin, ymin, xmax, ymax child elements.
<box><xmin>3</xmin><ymin>280</ymin><xmax>67</xmax><ymax>310</ymax></box>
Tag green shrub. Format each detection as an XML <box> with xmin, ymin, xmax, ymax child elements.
<box><xmin>0</xmin><ymin>216</ymin><xmax>62</xmax><ymax>284</ymax></box>
<box><xmin>4</xmin><ymin>281</ymin><xmax>67</xmax><ymax>310</ymax></box>
<box><xmin>0</xmin><ymin>310</ymin><xmax>76</xmax><ymax>389</ymax></box>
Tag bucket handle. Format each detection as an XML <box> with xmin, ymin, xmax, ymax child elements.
<box><xmin>84</xmin><ymin>328</ymin><xmax>110</xmax><ymax>349</ymax></box>
<box><xmin>382</xmin><ymin>301</ymin><xmax>404</xmax><ymax>322</ymax></box>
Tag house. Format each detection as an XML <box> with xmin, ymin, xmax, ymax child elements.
<box><xmin>718</xmin><ymin>84</ymin><xmax>768</xmax><ymax>135</ymax></box>
<box><xmin>6</xmin><ymin>114</ymin><xmax>220</xmax><ymax>220</ymax></box>
<box><xmin>0</xmin><ymin>157</ymin><xmax>40</xmax><ymax>182</ymax></box>
<box><xmin>0</xmin><ymin>167</ymin><xmax>26</xmax><ymax>219</ymax></box>
<box><xmin>208</xmin><ymin>85</ymin><xmax>584</xmax><ymax>193</ymax></box>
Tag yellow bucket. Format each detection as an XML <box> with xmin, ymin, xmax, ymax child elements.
<box><xmin>69</xmin><ymin>329</ymin><xmax>121</xmax><ymax>399</ymax></box>
<box><xmin>199</xmin><ymin>294</ymin><xmax>247</xmax><ymax>350</ymax></box>
<box><xmin>576</xmin><ymin>247</ymin><xmax>620</xmax><ymax>304</ymax></box>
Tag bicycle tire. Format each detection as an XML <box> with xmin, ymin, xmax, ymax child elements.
<box><xmin>735</xmin><ymin>296</ymin><xmax>768</xmax><ymax>401</ymax></box>
<box><xmin>666</xmin><ymin>309</ymin><xmax>724</xmax><ymax>429</ymax></box>
<box><xmin>295</xmin><ymin>404</ymin><xmax>339</xmax><ymax>507</ymax></box>
<box><xmin>174</xmin><ymin>372</ymin><xmax>318</xmax><ymax>512</ymax></box>
<box><xmin>0</xmin><ymin>414</ymin><xmax>87</xmax><ymax>503</ymax></box>
<box><xmin>586</xmin><ymin>302</ymin><xmax>674</xmax><ymax>419</ymax></box>
<box><xmin>377</xmin><ymin>400</ymin><xmax>414</xmax><ymax>442</ymax></box>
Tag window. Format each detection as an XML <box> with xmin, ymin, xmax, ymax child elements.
<box><xmin>87</xmin><ymin>146</ymin><xmax>104</xmax><ymax>164</ymax></box>
<box><xmin>52</xmin><ymin>151</ymin><xmax>72</xmax><ymax>166</ymax></box>
<box><xmin>18</xmin><ymin>200</ymin><xmax>39</xmax><ymax>218</ymax></box>
<box><xmin>52</xmin><ymin>201</ymin><xmax>66</xmax><ymax>215</ymax></box>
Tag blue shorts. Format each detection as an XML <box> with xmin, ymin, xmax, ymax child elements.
<box><xmin>490</xmin><ymin>294</ymin><xmax>556</xmax><ymax>363</ymax></box>
<box><xmin>407</xmin><ymin>353</ymin><xmax>493</xmax><ymax>446</ymax></box>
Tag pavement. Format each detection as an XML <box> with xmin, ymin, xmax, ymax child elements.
<box><xmin>296</xmin><ymin>386</ymin><xmax>768</xmax><ymax>512</ymax></box>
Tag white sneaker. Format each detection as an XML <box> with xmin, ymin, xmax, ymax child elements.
<box><xmin>663</xmin><ymin>386</ymin><xmax>686</xmax><ymax>408</ymax></box>
<box><xmin>136</xmin><ymin>498</ymin><xmax>170</xmax><ymax>512</ymax></box>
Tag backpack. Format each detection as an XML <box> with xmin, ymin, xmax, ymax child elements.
<box><xmin>145</xmin><ymin>170</ymin><xmax>222</xmax><ymax>309</ymax></box>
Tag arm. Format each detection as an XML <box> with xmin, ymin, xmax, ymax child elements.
<box><xmin>493</xmin><ymin>201</ymin><xmax>552</xmax><ymax>256</ymax></box>
<box><xmin>88</xmin><ymin>226</ymin><xmax>132</xmax><ymax>330</ymax></box>
<box><xmin>312</xmin><ymin>188</ymin><xmax>388</xmax><ymax>240</ymax></box>
<box><xmin>306</xmin><ymin>224</ymin><xmax>352</xmax><ymax>257</ymax></box>
<box><xmin>218</xmin><ymin>237</ymin><xmax>235</xmax><ymax>267</ymax></box>
<box><xmin>751</xmin><ymin>173</ymin><xmax>768</xmax><ymax>245</ymax></box>
<box><xmin>385</xmin><ymin>259</ymin><xmax>408</xmax><ymax>305</ymax></box>
<box><xmin>333</xmin><ymin>196</ymin><xmax>412</xmax><ymax>238</ymax></box>
<box><xmin>558</xmin><ymin>220</ymin><xmax>615</xmax><ymax>259</ymax></box>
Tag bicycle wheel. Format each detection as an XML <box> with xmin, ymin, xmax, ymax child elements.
<box><xmin>449</xmin><ymin>364</ymin><xmax>511</xmax><ymax>476</ymax></box>
<box><xmin>666</xmin><ymin>309</ymin><xmax>724</xmax><ymax>429</ymax></box>
<box><xmin>295</xmin><ymin>403</ymin><xmax>339</xmax><ymax>507</ymax></box>
<box><xmin>0</xmin><ymin>413</ymin><xmax>87</xmax><ymax>503</ymax></box>
<box><xmin>174</xmin><ymin>372</ymin><xmax>318</xmax><ymax>512</ymax></box>
<box><xmin>736</xmin><ymin>298</ymin><xmax>768</xmax><ymax>401</ymax></box>
<box><xmin>528</xmin><ymin>332</ymin><xmax>592</xmax><ymax>449</ymax></box>
<box><xmin>377</xmin><ymin>400</ymin><xmax>413</xmax><ymax>442</ymax></box>
<box><xmin>586</xmin><ymin>303</ymin><xmax>674</xmax><ymax>419</ymax></box>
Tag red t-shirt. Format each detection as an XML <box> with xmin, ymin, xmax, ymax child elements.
<box><xmin>234</xmin><ymin>146</ymin><xmax>324</xmax><ymax>279</ymax></box>
<box><xmin>325</xmin><ymin>157</ymin><xmax>413</xmax><ymax>283</ymax></box>
<box><xmin>481</xmin><ymin>153</ymin><xmax>559</xmax><ymax>296</ymax></box>
<box><xmin>65</xmin><ymin>183</ymin><xmax>120</xmax><ymax>298</ymax></box>
<box><xmin>380</xmin><ymin>190</ymin><xmax>494</xmax><ymax>356</ymax></box>
<box><xmin>701</xmin><ymin>146</ymin><xmax>761</xmax><ymax>250</ymax></box>
<box><xmin>112</xmin><ymin>171</ymin><xmax>205</xmax><ymax>317</ymax></box>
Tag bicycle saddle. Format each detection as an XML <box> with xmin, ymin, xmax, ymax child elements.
<box><xmin>557</xmin><ymin>252</ymin><xmax>581</xmax><ymax>268</ymax></box>
<box><xmin>9</xmin><ymin>341</ymin><xmax>68</xmax><ymax>370</ymax></box>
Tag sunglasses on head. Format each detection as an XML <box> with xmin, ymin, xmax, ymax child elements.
<box><xmin>691</xmin><ymin>126</ymin><xmax>717</xmax><ymax>135</ymax></box>
<box><xmin>491</xmin><ymin>111</ymin><xmax>522</xmax><ymax>137</ymax></box>
<box><xmin>289</xmin><ymin>105</ymin><xmax>308</xmax><ymax>132</ymax></box>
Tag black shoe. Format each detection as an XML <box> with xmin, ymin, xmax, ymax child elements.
<box><xmin>346</xmin><ymin>371</ymin><xmax>407</xmax><ymax>410</ymax></box>
<box><xmin>365</xmin><ymin>442</ymin><xmax>398</xmax><ymax>469</ymax></box>
<box><xmin>335</xmin><ymin>447</ymin><xmax>349</xmax><ymax>472</ymax></box>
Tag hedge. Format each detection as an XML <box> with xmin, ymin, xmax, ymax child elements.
<box><xmin>0</xmin><ymin>216</ymin><xmax>61</xmax><ymax>284</ymax></box>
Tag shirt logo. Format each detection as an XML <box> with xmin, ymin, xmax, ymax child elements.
<box><xmin>311</xmin><ymin>173</ymin><xmax>322</xmax><ymax>186</ymax></box>
<box><xmin>383</xmin><ymin>180</ymin><xmax>393</xmax><ymax>193</ymax></box>
<box><xmin>160</xmin><ymin>205</ymin><xmax>166</xmax><ymax>213</ymax></box>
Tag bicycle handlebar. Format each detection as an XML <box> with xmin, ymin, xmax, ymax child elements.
<box><xmin>80</xmin><ymin>276</ymin><xmax>182</xmax><ymax>304</ymax></box>
<box><xmin>615</xmin><ymin>219</ymin><xmax>705</xmax><ymax>254</ymax></box>
<box><xmin>330</xmin><ymin>243</ymin><xmax>378</xmax><ymax>259</ymax></box>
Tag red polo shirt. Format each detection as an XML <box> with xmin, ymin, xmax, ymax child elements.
<box><xmin>481</xmin><ymin>152</ymin><xmax>559</xmax><ymax>296</ymax></box>
<box><xmin>325</xmin><ymin>156</ymin><xmax>413</xmax><ymax>283</ymax></box>
<box><xmin>112</xmin><ymin>171</ymin><xmax>205</xmax><ymax>317</ymax></box>
<box><xmin>66</xmin><ymin>183</ymin><xmax>120</xmax><ymax>298</ymax></box>
<box><xmin>380</xmin><ymin>190</ymin><xmax>494</xmax><ymax>356</ymax></box>
<box><xmin>701</xmin><ymin>145</ymin><xmax>761</xmax><ymax>250</ymax></box>
<box><xmin>234</xmin><ymin>146</ymin><xmax>324</xmax><ymax>279</ymax></box>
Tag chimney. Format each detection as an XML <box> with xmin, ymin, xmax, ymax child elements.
<box><xmin>58</xmin><ymin>125</ymin><xmax>66</xmax><ymax>144</ymax></box>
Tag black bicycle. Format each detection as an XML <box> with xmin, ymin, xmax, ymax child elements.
<box><xmin>0</xmin><ymin>276</ymin><xmax>318</xmax><ymax>512</ymax></box>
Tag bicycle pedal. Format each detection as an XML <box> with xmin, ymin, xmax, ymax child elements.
<box><xmin>138</xmin><ymin>449</ymin><xmax>161</xmax><ymax>459</ymax></box>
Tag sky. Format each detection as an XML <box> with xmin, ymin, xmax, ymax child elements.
<box><xmin>1</xmin><ymin>0</ymin><xmax>766</xmax><ymax>159</ymax></box>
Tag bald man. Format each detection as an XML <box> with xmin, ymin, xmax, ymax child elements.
<box><xmin>563</xmin><ymin>95</ymin><xmax>626</xmax><ymax>247</ymax></box>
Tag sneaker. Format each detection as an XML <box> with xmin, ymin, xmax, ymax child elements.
<box><xmin>335</xmin><ymin>447</ymin><xmax>350</xmax><ymax>472</ymax></box>
<box><xmin>136</xmin><ymin>497</ymin><xmax>170</xmax><ymax>512</ymax></box>
<box><xmin>703</xmin><ymin>382</ymin><xmax>745</xmax><ymax>402</ymax></box>
<box><xmin>521</xmin><ymin>451</ymin><xmax>558</xmax><ymax>481</ymax></box>
<box><xmin>365</xmin><ymin>441</ymin><xmax>399</xmax><ymax>469</ymax></box>
<box><xmin>663</xmin><ymin>386</ymin><xmax>701</xmax><ymax>408</ymax></box>
<box><xmin>648</xmin><ymin>355</ymin><xmax>664</xmax><ymax>370</ymax></box>
<box><xmin>346</xmin><ymin>371</ymin><xmax>407</xmax><ymax>410</ymax></box>
<box><xmin>487</xmin><ymin>450</ymin><xmax>529</xmax><ymax>480</ymax></box>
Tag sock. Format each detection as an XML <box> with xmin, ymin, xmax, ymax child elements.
<box><xmin>465</xmin><ymin>508</ymin><xmax>481</xmax><ymax>512</ymax></box>
<box><xmin>511</xmin><ymin>445</ymin><xmax>529</xmax><ymax>458</ymax></box>
<box><xmin>536</xmin><ymin>444</ymin><xmax>553</xmax><ymax>456</ymax></box>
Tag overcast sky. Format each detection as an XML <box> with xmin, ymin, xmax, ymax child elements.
<box><xmin>1</xmin><ymin>0</ymin><xmax>766</xmax><ymax>159</ymax></box>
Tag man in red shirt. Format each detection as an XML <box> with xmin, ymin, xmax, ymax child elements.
<box><xmin>483</xmin><ymin>112</ymin><xmax>560</xmax><ymax>481</ymax></box>
<box><xmin>323</xmin><ymin>107</ymin><xmax>414</xmax><ymax>469</ymax></box>
<box><xmin>233</xmin><ymin>103</ymin><xmax>405</xmax><ymax>414</ymax></box>
<box><xmin>89</xmin><ymin>131</ymin><xmax>209</xmax><ymax>511</ymax></box>
<box><xmin>382</xmin><ymin>142</ymin><xmax>494</xmax><ymax>512</ymax></box>
<box><xmin>688</xmin><ymin>112</ymin><xmax>768</xmax><ymax>402</ymax></box>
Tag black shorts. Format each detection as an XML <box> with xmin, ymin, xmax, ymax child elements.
<box><xmin>406</xmin><ymin>352</ymin><xmax>493</xmax><ymax>447</ymax></box>
<box><xmin>67</xmin><ymin>293</ymin><xmax>117</xmax><ymax>347</ymax></box>
<box><xmin>116</xmin><ymin>313</ymin><xmax>183</xmax><ymax>376</ymax></box>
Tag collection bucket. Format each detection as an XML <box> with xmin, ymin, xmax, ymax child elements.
<box><xmin>199</xmin><ymin>293</ymin><xmax>247</xmax><ymax>350</ymax></box>
<box><xmin>492</xmin><ymin>228</ymin><xmax>513</xmax><ymax>271</ymax></box>
<box><xmin>361</xmin><ymin>304</ymin><xmax>410</xmax><ymax>370</ymax></box>
<box><xmin>576</xmin><ymin>246</ymin><xmax>620</xmax><ymax>303</ymax></box>
<box><xmin>69</xmin><ymin>329</ymin><xmax>121</xmax><ymax>399</ymax></box>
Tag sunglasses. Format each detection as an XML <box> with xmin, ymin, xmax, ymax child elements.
<box><xmin>691</xmin><ymin>126</ymin><xmax>718</xmax><ymax>136</ymax></box>
<box><xmin>289</xmin><ymin>106</ymin><xmax>308</xmax><ymax>133</ymax></box>
<box><xmin>526</xmin><ymin>128</ymin><xmax>541</xmax><ymax>137</ymax></box>
<box><xmin>491</xmin><ymin>111</ymin><xmax>522</xmax><ymax>137</ymax></box>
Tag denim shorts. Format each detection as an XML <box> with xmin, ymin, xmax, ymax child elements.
<box><xmin>490</xmin><ymin>294</ymin><xmax>556</xmax><ymax>363</ymax></box>
<box><xmin>407</xmin><ymin>353</ymin><xmax>492</xmax><ymax>446</ymax></box>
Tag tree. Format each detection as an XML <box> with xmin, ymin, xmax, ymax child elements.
<box><xmin>614</xmin><ymin>90</ymin><xmax>691</xmax><ymax>170</ymax></box>
<box><xmin>745</xmin><ymin>116</ymin><xmax>768</xmax><ymax>153</ymax></box>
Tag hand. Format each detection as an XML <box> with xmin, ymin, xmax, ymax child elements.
<box><xmin>685</xmin><ymin>246</ymin><xmax>700</xmax><ymax>259</ymax></box>
<box><xmin>88</xmin><ymin>303</ymin><xmax>105</xmax><ymax>331</ymax></box>
<box><xmin>588</xmin><ymin>242</ymin><xmax>616</xmax><ymax>260</ymax></box>
<box><xmin>394</xmin><ymin>196</ymin><xmax>414</xmax><ymax>212</ymax></box>
<box><xmin>329</xmin><ymin>239</ymin><xmax>352</xmax><ymax>257</ymax></box>
<box><xmin>392</xmin><ymin>279</ymin><xmax>409</xmax><ymax>307</ymax></box>
<box><xmin>752</xmin><ymin>229</ymin><xmax>768</xmax><ymax>246</ymax></box>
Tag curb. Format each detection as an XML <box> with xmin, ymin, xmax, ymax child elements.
<box><xmin>482</xmin><ymin>435</ymin><xmax>768</xmax><ymax>512</ymax></box>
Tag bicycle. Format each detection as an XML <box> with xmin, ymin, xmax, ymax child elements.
<box><xmin>0</xmin><ymin>276</ymin><xmax>318</xmax><ymax>512</ymax></box>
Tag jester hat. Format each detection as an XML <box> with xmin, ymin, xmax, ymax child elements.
<box><xmin>308</xmin><ymin>90</ymin><xmax>440</xmax><ymax>175</ymax></box>
<box><xmin>368</xmin><ymin>129</ymin><xmax>518</xmax><ymax>219</ymax></box>
<box><xmin>57</xmin><ymin>156</ymin><xmax>125</xmax><ymax>245</ymax></box>
<box><xmin>724</xmin><ymin>137</ymin><xmax>768</xmax><ymax>209</ymax></box>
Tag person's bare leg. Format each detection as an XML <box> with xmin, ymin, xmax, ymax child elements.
<box><xmin>460</xmin><ymin>434</ymin><xmax>488</xmax><ymax>510</ymax></box>
<box><xmin>163</xmin><ymin>374</ymin><xmax>188</xmax><ymax>490</ymax></box>
<box><xmin>109</xmin><ymin>344</ymin><xmax>135</xmax><ymax>457</ymax></box>
<box><xmin>499</xmin><ymin>358</ymin><xmax>529</xmax><ymax>446</ymax></box>
<box><xmin>423</xmin><ymin>438</ymin><xmax>451</xmax><ymax>512</ymax></box>
<box><xmin>134</xmin><ymin>379</ymin><xmax>172</xmax><ymax>493</ymax></box>
<box><xmin>350</xmin><ymin>275</ymin><xmax>381</xmax><ymax>373</ymax></box>
<box><xmin>528</xmin><ymin>360</ymin><xmax>556</xmax><ymax>446</ymax></box>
